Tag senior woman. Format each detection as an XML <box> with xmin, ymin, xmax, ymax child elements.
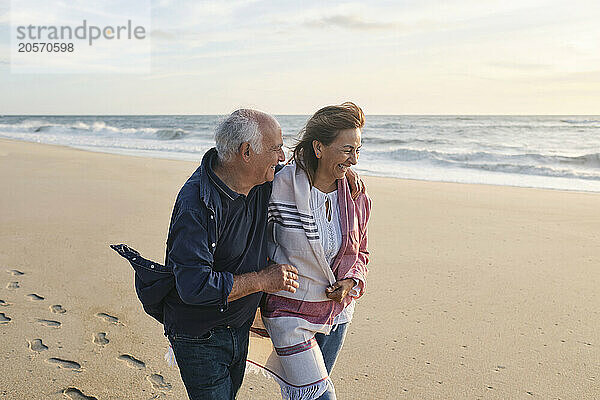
<box><xmin>249</xmin><ymin>102</ymin><xmax>371</xmax><ymax>400</ymax></box>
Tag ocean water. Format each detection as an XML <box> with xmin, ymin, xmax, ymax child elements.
<box><xmin>1</xmin><ymin>115</ymin><xmax>599</xmax><ymax>193</ymax></box>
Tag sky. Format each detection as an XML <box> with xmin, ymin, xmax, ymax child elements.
<box><xmin>0</xmin><ymin>0</ymin><xmax>599</xmax><ymax>115</ymax></box>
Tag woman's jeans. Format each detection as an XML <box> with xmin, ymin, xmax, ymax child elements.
<box><xmin>314</xmin><ymin>322</ymin><xmax>349</xmax><ymax>400</ymax></box>
<box><xmin>168</xmin><ymin>320</ymin><xmax>251</xmax><ymax>400</ymax></box>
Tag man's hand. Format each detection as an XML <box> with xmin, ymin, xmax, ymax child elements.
<box><xmin>325</xmin><ymin>279</ymin><xmax>355</xmax><ymax>303</ymax></box>
<box><xmin>258</xmin><ymin>263</ymin><xmax>299</xmax><ymax>293</ymax></box>
<box><xmin>345</xmin><ymin>168</ymin><xmax>365</xmax><ymax>200</ymax></box>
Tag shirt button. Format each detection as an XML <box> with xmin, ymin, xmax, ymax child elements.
<box><xmin>211</xmin><ymin>243</ymin><xmax>216</xmax><ymax>248</ymax></box>
<box><xmin>210</xmin><ymin>215</ymin><xmax>214</xmax><ymax>219</ymax></box>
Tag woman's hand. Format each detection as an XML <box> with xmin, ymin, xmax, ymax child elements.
<box><xmin>345</xmin><ymin>168</ymin><xmax>365</xmax><ymax>199</ymax></box>
<box><xmin>325</xmin><ymin>279</ymin><xmax>355</xmax><ymax>303</ymax></box>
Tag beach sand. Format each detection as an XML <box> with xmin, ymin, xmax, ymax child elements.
<box><xmin>1</xmin><ymin>138</ymin><xmax>598</xmax><ymax>399</ymax></box>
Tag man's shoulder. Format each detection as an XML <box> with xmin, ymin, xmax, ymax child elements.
<box><xmin>175</xmin><ymin>185</ymin><xmax>204</xmax><ymax>211</ymax></box>
<box><xmin>174</xmin><ymin>169</ymin><xmax>210</xmax><ymax>214</ymax></box>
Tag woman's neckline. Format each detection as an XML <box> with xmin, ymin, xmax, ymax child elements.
<box><xmin>312</xmin><ymin>185</ymin><xmax>338</xmax><ymax>195</ymax></box>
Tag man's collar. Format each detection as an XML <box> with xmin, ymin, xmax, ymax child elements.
<box><xmin>205</xmin><ymin>152</ymin><xmax>241</xmax><ymax>201</ymax></box>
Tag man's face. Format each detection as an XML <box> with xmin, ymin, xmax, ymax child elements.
<box><xmin>250</xmin><ymin>119</ymin><xmax>285</xmax><ymax>185</ymax></box>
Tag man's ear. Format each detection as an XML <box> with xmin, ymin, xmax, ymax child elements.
<box><xmin>241</xmin><ymin>142</ymin><xmax>251</xmax><ymax>162</ymax></box>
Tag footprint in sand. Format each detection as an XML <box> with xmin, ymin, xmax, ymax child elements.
<box><xmin>147</xmin><ymin>374</ymin><xmax>172</xmax><ymax>391</ymax></box>
<box><xmin>50</xmin><ymin>304</ymin><xmax>66</xmax><ymax>314</ymax></box>
<box><xmin>95</xmin><ymin>312</ymin><xmax>124</xmax><ymax>325</ymax></box>
<box><xmin>36</xmin><ymin>319</ymin><xmax>61</xmax><ymax>328</ymax></box>
<box><xmin>28</xmin><ymin>339</ymin><xmax>48</xmax><ymax>352</ymax></box>
<box><xmin>0</xmin><ymin>299</ymin><xmax>11</xmax><ymax>306</ymax></box>
<box><xmin>62</xmin><ymin>388</ymin><xmax>97</xmax><ymax>400</ymax></box>
<box><xmin>0</xmin><ymin>313</ymin><xmax>11</xmax><ymax>324</ymax></box>
<box><xmin>26</xmin><ymin>293</ymin><xmax>45</xmax><ymax>301</ymax></box>
<box><xmin>92</xmin><ymin>332</ymin><xmax>109</xmax><ymax>346</ymax></box>
<box><xmin>7</xmin><ymin>270</ymin><xmax>24</xmax><ymax>276</ymax></box>
<box><xmin>46</xmin><ymin>358</ymin><xmax>81</xmax><ymax>371</ymax></box>
<box><xmin>117</xmin><ymin>354</ymin><xmax>145</xmax><ymax>369</ymax></box>
<box><xmin>6</xmin><ymin>282</ymin><xmax>19</xmax><ymax>290</ymax></box>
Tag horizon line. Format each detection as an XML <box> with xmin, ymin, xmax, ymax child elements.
<box><xmin>2</xmin><ymin>114</ymin><xmax>600</xmax><ymax>117</ymax></box>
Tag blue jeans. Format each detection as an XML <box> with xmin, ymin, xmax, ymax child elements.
<box><xmin>314</xmin><ymin>322</ymin><xmax>349</xmax><ymax>400</ymax></box>
<box><xmin>168</xmin><ymin>320</ymin><xmax>251</xmax><ymax>400</ymax></box>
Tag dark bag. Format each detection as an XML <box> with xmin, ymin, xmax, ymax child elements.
<box><xmin>110</xmin><ymin>244</ymin><xmax>174</xmax><ymax>324</ymax></box>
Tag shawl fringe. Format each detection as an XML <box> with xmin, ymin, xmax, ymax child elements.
<box><xmin>164</xmin><ymin>345</ymin><xmax>177</xmax><ymax>367</ymax></box>
<box><xmin>246</xmin><ymin>361</ymin><xmax>334</xmax><ymax>400</ymax></box>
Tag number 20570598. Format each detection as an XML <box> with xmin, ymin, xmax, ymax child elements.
<box><xmin>18</xmin><ymin>42</ymin><xmax>74</xmax><ymax>52</ymax></box>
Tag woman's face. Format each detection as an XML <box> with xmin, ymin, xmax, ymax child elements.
<box><xmin>314</xmin><ymin>127</ymin><xmax>362</xmax><ymax>182</ymax></box>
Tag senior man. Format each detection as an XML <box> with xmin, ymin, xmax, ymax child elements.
<box><xmin>164</xmin><ymin>109</ymin><xmax>299</xmax><ymax>399</ymax></box>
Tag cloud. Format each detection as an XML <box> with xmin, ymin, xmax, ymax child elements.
<box><xmin>151</xmin><ymin>29</ymin><xmax>177</xmax><ymax>41</ymax></box>
<box><xmin>540</xmin><ymin>70</ymin><xmax>600</xmax><ymax>83</ymax></box>
<box><xmin>153</xmin><ymin>0</ymin><xmax>261</xmax><ymax>30</ymax></box>
<box><xmin>304</xmin><ymin>15</ymin><xmax>400</xmax><ymax>31</ymax></box>
<box><xmin>139</xmin><ymin>70</ymin><xmax>206</xmax><ymax>80</ymax></box>
<box><xmin>189</xmin><ymin>0</ymin><xmax>260</xmax><ymax>16</ymax></box>
<box><xmin>52</xmin><ymin>2</ymin><xmax>130</xmax><ymax>20</ymax></box>
<box><xmin>154</xmin><ymin>0</ymin><xmax>175</xmax><ymax>8</ymax></box>
<box><xmin>448</xmin><ymin>68</ymin><xmax>600</xmax><ymax>87</ymax></box>
<box><xmin>488</xmin><ymin>62</ymin><xmax>551</xmax><ymax>71</ymax></box>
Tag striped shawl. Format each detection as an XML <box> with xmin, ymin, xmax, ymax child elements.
<box><xmin>247</xmin><ymin>163</ymin><xmax>371</xmax><ymax>400</ymax></box>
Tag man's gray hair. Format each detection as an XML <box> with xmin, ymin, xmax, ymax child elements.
<box><xmin>215</xmin><ymin>109</ymin><xmax>263</xmax><ymax>162</ymax></box>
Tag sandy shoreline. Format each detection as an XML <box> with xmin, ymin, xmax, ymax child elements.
<box><xmin>1</xmin><ymin>138</ymin><xmax>599</xmax><ymax>399</ymax></box>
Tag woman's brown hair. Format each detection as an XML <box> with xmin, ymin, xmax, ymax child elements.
<box><xmin>292</xmin><ymin>102</ymin><xmax>365</xmax><ymax>185</ymax></box>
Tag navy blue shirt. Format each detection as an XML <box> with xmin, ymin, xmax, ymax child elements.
<box><xmin>162</xmin><ymin>148</ymin><xmax>271</xmax><ymax>337</ymax></box>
